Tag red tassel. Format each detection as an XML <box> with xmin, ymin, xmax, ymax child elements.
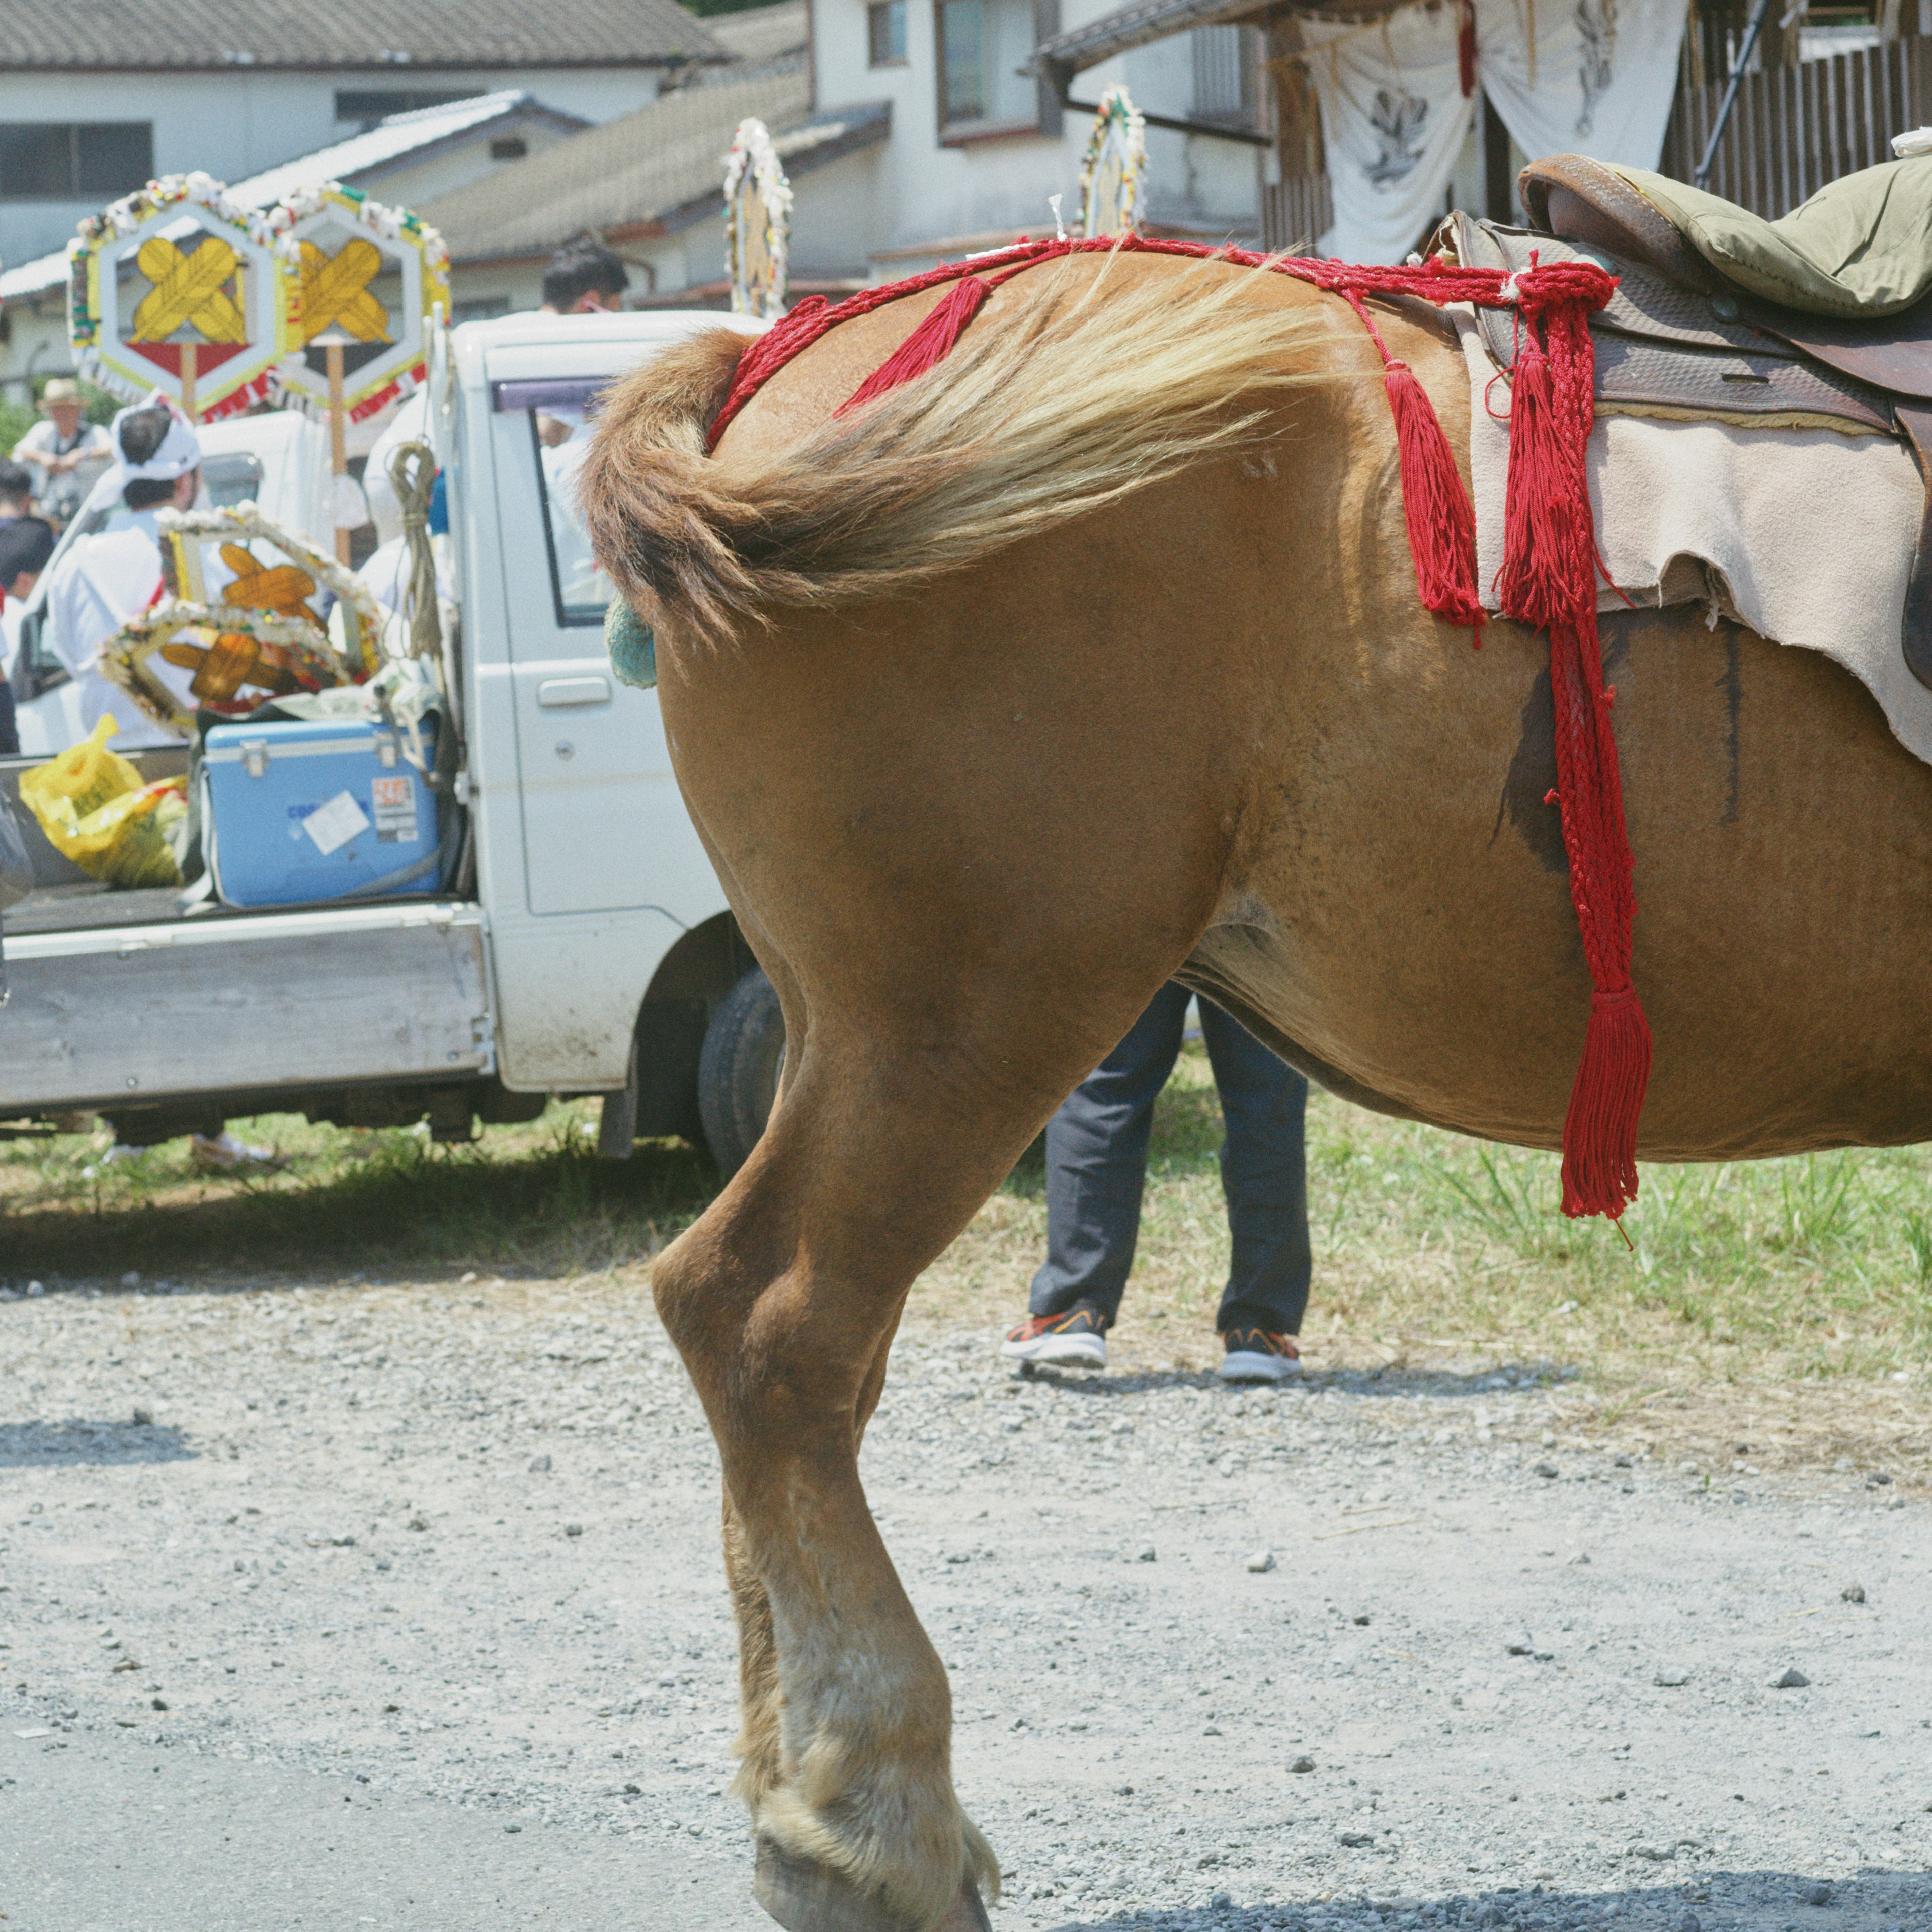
<box><xmin>1560</xmin><ymin>986</ymin><xmax>1652</xmax><ymax>1219</ymax></box>
<box><xmin>837</xmin><ymin>276</ymin><xmax>991</xmax><ymax>416</ymax></box>
<box><xmin>1458</xmin><ymin>0</ymin><xmax>1477</xmax><ymax>98</ymax></box>
<box><xmin>1382</xmin><ymin>357</ymin><xmax>1483</xmax><ymax>632</ymax></box>
<box><xmin>1497</xmin><ymin>269</ymin><xmax>1651</xmax><ymax>1221</ymax></box>
<box><xmin>1495</xmin><ymin>342</ymin><xmax>1583</xmax><ymax>633</ymax></box>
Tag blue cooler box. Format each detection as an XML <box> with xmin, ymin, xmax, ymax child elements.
<box><xmin>202</xmin><ymin>717</ymin><xmax>443</xmax><ymax>908</ymax></box>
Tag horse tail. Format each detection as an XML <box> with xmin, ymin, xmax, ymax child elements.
<box><xmin>578</xmin><ymin>254</ymin><xmax>1338</xmax><ymax>645</ymax></box>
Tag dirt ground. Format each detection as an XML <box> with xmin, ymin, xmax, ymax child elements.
<box><xmin>2</xmin><ymin>1263</ymin><xmax>1926</xmax><ymax>1932</ymax></box>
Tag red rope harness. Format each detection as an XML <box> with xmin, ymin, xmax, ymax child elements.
<box><xmin>706</xmin><ymin>236</ymin><xmax>1647</xmax><ymax>1221</ymax></box>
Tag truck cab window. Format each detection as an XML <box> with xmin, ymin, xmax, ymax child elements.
<box><xmin>528</xmin><ymin>409</ymin><xmax>613</xmax><ymax>627</ymax></box>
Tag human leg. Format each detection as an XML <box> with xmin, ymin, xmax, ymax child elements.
<box><xmin>1003</xmin><ymin>983</ymin><xmax>1191</xmax><ymax>1364</ymax></box>
<box><xmin>1197</xmin><ymin>998</ymin><xmax>1311</xmax><ymax>1376</ymax></box>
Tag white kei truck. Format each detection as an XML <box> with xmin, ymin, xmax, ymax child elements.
<box><xmin>0</xmin><ymin>311</ymin><xmax>786</xmax><ymax>1173</ymax></box>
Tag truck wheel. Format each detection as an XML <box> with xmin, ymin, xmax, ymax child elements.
<box><xmin>698</xmin><ymin>966</ymin><xmax>785</xmax><ymax>1177</ymax></box>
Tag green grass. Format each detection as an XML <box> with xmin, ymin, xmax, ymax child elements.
<box><xmin>4</xmin><ymin>1050</ymin><xmax>1929</xmax><ymax>1395</ymax></box>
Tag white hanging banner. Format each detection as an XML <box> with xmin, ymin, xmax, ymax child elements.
<box><xmin>1303</xmin><ymin>0</ymin><xmax>1688</xmax><ymax>265</ymax></box>
<box><xmin>1478</xmin><ymin>0</ymin><xmax>1687</xmax><ymax>183</ymax></box>
<box><xmin>1301</xmin><ymin>11</ymin><xmax>1477</xmax><ymax>267</ymax></box>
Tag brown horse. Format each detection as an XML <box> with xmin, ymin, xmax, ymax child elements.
<box><xmin>580</xmin><ymin>250</ymin><xmax>1932</xmax><ymax>1932</ymax></box>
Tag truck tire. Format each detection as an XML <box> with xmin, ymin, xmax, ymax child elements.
<box><xmin>698</xmin><ymin>966</ymin><xmax>785</xmax><ymax>1177</ymax></box>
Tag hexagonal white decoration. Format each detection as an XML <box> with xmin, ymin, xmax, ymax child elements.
<box><xmin>69</xmin><ymin>173</ymin><xmax>296</xmax><ymax>420</ymax></box>
<box><xmin>268</xmin><ymin>186</ymin><xmax>451</xmax><ymax>423</ymax></box>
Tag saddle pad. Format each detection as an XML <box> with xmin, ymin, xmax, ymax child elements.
<box><xmin>1452</xmin><ymin>306</ymin><xmax>1932</xmax><ymax>767</ymax></box>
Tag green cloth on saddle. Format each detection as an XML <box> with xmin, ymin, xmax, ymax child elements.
<box><xmin>1620</xmin><ymin>158</ymin><xmax>1932</xmax><ymax>318</ymax></box>
<box><xmin>606</xmin><ymin>595</ymin><xmax>656</xmax><ymax>689</ymax></box>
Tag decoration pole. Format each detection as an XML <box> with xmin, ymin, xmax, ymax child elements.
<box><xmin>326</xmin><ymin>338</ymin><xmax>350</xmax><ymax>567</ymax></box>
<box><xmin>180</xmin><ymin>341</ymin><xmax>199</xmax><ymax>425</ymax></box>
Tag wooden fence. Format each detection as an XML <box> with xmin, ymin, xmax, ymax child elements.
<box><xmin>1659</xmin><ymin>34</ymin><xmax>1932</xmax><ymax>218</ymax></box>
<box><xmin>1260</xmin><ymin>172</ymin><xmax>1333</xmax><ymax>253</ymax></box>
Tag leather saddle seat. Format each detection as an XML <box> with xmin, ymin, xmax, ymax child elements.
<box><xmin>1452</xmin><ymin>153</ymin><xmax>1932</xmax><ymax>686</ymax></box>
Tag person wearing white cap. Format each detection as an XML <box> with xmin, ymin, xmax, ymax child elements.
<box><xmin>39</xmin><ymin>394</ymin><xmax>231</xmax><ymax>749</ymax></box>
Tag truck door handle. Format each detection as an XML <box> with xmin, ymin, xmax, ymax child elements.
<box><xmin>536</xmin><ymin>676</ymin><xmax>612</xmax><ymax>708</ymax></box>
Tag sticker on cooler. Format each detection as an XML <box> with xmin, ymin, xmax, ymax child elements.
<box><xmin>301</xmin><ymin>789</ymin><xmax>371</xmax><ymax>856</ymax></box>
<box><xmin>370</xmin><ymin>773</ymin><xmax>419</xmax><ymax>844</ymax></box>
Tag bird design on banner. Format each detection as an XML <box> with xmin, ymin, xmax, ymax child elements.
<box><xmin>1366</xmin><ymin>89</ymin><xmax>1429</xmax><ymax>187</ymax></box>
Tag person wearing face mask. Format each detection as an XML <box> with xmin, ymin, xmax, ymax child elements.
<box><xmin>38</xmin><ymin>395</ymin><xmax>231</xmax><ymax>749</ymax></box>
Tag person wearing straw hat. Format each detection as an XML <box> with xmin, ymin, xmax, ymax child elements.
<box><xmin>11</xmin><ymin>378</ymin><xmax>113</xmax><ymax>528</ymax></box>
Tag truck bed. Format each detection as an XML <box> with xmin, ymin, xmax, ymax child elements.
<box><xmin>7</xmin><ymin>881</ymin><xmax>223</xmax><ymax>936</ymax></box>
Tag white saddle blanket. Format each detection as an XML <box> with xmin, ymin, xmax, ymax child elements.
<box><xmin>1452</xmin><ymin>308</ymin><xmax>1932</xmax><ymax>765</ymax></box>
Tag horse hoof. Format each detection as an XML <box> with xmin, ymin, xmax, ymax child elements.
<box><xmin>754</xmin><ymin>1836</ymin><xmax>989</xmax><ymax>1932</ymax></box>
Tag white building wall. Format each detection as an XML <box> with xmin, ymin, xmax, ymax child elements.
<box><xmin>0</xmin><ymin>69</ymin><xmax>665</xmax><ymax>267</ymax></box>
<box><xmin>806</xmin><ymin>0</ymin><xmax>1260</xmax><ymax>274</ymax></box>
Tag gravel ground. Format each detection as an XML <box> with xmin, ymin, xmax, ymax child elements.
<box><xmin>1</xmin><ymin>1271</ymin><xmax>1927</xmax><ymax>1932</ymax></box>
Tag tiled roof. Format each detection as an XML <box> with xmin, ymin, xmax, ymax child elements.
<box><xmin>422</xmin><ymin>75</ymin><xmax>890</xmax><ymax>263</ymax></box>
<box><xmin>8</xmin><ymin>0</ymin><xmax>725</xmax><ymax>70</ymax></box>
<box><xmin>704</xmin><ymin>2</ymin><xmax>807</xmax><ymax>71</ymax></box>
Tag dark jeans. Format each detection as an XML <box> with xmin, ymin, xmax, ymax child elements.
<box><xmin>1028</xmin><ymin>982</ymin><xmax>1312</xmax><ymax>1337</ymax></box>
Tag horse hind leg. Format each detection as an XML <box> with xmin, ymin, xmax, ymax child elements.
<box><xmin>722</xmin><ymin>1350</ymin><xmax>993</xmax><ymax>1932</ymax></box>
<box><xmin>655</xmin><ymin>1048</ymin><xmax>1029</xmax><ymax>1932</ymax></box>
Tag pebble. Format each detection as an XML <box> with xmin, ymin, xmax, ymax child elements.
<box><xmin>1799</xmin><ymin>1880</ymin><xmax>1832</xmax><ymax>1906</ymax></box>
<box><xmin>1289</xmin><ymin>1756</ymin><xmax>1316</xmax><ymax>1773</ymax></box>
<box><xmin>565</xmin><ymin>1522</ymin><xmax>584</xmax><ymax>1538</ymax></box>
<box><xmin>1245</xmin><ymin>1549</ymin><xmax>1276</xmax><ymax>1573</ymax></box>
<box><xmin>1842</xmin><ymin>1583</ymin><xmax>1866</xmax><ymax>1603</ymax></box>
<box><xmin>1533</xmin><ymin>1461</ymin><xmax>1559</xmax><ymax>1479</ymax></box>
<box><xmin>1506</xmin><ymin>1632</ymin><xmax>1535</xmax><ymax>1655</ymax></box>
<box><xmin>1654</xmin><ymin>1667</ymin><xmax>1692</xmax><ymax>1688</ymax></box>
<box><xmin>1770</xmin><ymin>1667</ymin><xmax>1810</xmax><ymax>1689</ymax></box>
<box><xmin>131</xmin><ymin>1406</ymin><xmax>153</xmax><ymax>1426</ymax></box>
<box><xmin>120</xmin><ymin>1271</ymin><xmax>141</xmax><ymax>1289</ymax></box>
<box><xmin>528</xmin><ymin>1455</ymin><xmax>552</xmax><ymax>1473</ymax></box>
<box><xmin>1135</xmin><ymin>1543</ymin><xmax>1157</xmax><ymax>1563</ymax></box>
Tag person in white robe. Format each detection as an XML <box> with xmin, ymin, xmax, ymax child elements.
<box><xmin>39</xmin><ymin>396</ymin><xmax>232</xmax><ymax>750</ymax></box>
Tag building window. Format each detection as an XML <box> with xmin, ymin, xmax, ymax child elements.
<box><xmin>1190</xmin><ymin>25</ymin><xmax>1258</xmax><ymax>128</ymax></box>
<box><xmin>869</xmin><ymin>0</ymin><xmax>907</xmax><ymax>64</ymax></box>
<box><xmin>0</xmin><ymin>122</ymin><xmax>152</xmax><ymax>201</ymax></box>
<box><xmin>489</xmin><ymin>136</ymin><xmax>529</xmax><ymax>160</ymax></box>
<box><xmin>936</xmin><ymin>0</ymin><xmax>1037</xmax><ymax>131</ymax></box>
<box><xmin>335</xmin><ymin>88</ymin><xmax>480</xmax><ymax>128</ymax></box>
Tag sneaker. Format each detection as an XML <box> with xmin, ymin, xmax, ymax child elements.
<box><xmin>1218</xmin><ymin>1327</ymin><xmax>1301</xmax><ymax>1383</ymax></box>
<box><xmin>1001</xmin><ymin>1305</ymin><xmax>1107</xmax><ymax>1369</ymax></box>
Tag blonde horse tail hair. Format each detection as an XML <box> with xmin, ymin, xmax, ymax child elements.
<box><xmin>579</xmin><ymin>253</ymin><xmax>1337</xmax><ymax>644</ymax></box>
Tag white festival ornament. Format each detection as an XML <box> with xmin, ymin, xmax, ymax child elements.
<box><xmin>724</xmin><ymin>118</ymin><xmax>792</xmax><ymax>319</ymax></box>
<box><xmin>1078</xmin><ymin>86</ymin><xmax>1149</xmax><ymax>239</ymax></box>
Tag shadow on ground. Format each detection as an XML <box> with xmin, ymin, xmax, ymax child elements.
<box><xmin>0</xmin><ymin>1418</ymin><xmax>195</xmax><ymax>1467</ymax></box>
<box><xmin>1014</xmin><ymin>1363</ymin><xmax>1578</xmax><ymax>1402</ymax></box>
<box><xmin>1043</xmin><ymin>1869</ymin><xmax>1926</xmax><ymax>1929</ymax></box>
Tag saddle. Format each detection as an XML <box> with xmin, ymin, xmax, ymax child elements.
<box><xmin>1446</xmin><ymin>153</ymin><xmax>1932</xmax><ymax>687</ymax></box>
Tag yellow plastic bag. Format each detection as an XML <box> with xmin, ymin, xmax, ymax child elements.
<box><xmin>19</xmin><ymin>719</ymin><xmax>187</xmax><ymax>889</ymax></box>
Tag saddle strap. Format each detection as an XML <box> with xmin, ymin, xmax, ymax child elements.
<box><xmin>1896</xmin><ymin>404</ymin><xmax>1932</xmax><ymax>692</ymax></box>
